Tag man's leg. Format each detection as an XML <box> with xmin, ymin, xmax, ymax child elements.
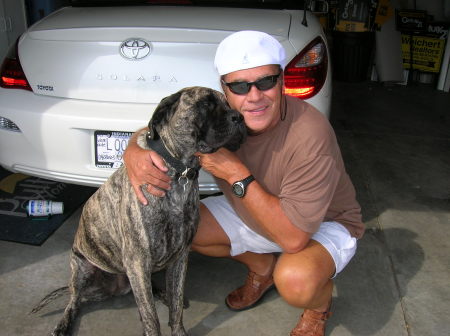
<box><xmin>193</xmin><ymin>204</ymin><xmax>334</xmax><ymax>306</ymax></box>
<box><xmin>192</xmin><ymin>204</ymin><xmax>277</xmax><ymax>309</ymax></box>
<box><xmin>191</xmin><ymin>203</ymin><xmax>232</xmax><ymax>258</ymax></box>
<box><xmin>193</xmin><ymin>204</ymin><xmax>273</xmax><ymax>272</ymax></box>
<box><xmin>193</xmin><ymin>204</ymin><xmax>336</xmax><ymax>335</ymax></box>
<box><xmin>275</xmin><ymin>240</ymin><xmax>334</xmax><ymax>310</ymax></box>
<box><xmin>275</xmin><ymin>240</ymin><xmax>335</xmax><ymax>336</ymax></box>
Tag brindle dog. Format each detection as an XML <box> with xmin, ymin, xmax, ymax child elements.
<box><xmin>32</xmin><ymin>87</ymin><xmax>246</xmax><ymax>336</ymax></box>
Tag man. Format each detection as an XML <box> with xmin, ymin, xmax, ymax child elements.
<box><xmin>124</xmin><ymin>31</ymin><xmax>364</xmax><ymax>336</ymax></box>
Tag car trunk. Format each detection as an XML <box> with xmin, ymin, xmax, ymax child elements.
<box><xmin>19</xmin><ymin>6</ymin><xmax>291</xmax><ymax>103</ymax></box>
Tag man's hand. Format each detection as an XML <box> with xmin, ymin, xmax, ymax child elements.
<box><xmin>196</xmin><ymin>148</ymin><xmax>250</xmax><ymax>184</ymax></box>
<box><xmin>123</xmin><ymin>129</ymin><xmax>171</xmax><ymax>204</ymax></box>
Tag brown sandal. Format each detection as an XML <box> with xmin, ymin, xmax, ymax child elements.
<box><xmin>225</xmin><ymin>256</ymin><xmax>276</xmax><ymax>311</ymax></box>
<box><xmin>290</xmin><ymin>300</ymin><xmax>333</xmax><ymax>336</ymax></box>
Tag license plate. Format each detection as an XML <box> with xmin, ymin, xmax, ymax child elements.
<box><xmin>94</xmin><ymin>130</ymin><xmax>133</xmax><ymax>169</ymax></box>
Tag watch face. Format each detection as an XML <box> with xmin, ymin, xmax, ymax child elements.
<box><xmin>232</xmin><ymin>182</ymin><xmax>244</xmax><ymax>197</ymax></box>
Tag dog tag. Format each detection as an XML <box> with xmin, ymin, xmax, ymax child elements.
<box><xmin>178</xmin><ymin>176</ymin><xmax>188</xmax><ymax>192</ymax></box>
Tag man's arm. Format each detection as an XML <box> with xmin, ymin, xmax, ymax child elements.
<box><xmin>123</xmin><ymin>127</ymin><xmax>172</xmax><ymax>204</ymax></box>
<box><xmin>198</xmin><ymin>148</ymin><xmax>311</xmax><ymax>253</ymax></box>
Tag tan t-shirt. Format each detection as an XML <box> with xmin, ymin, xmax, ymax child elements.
<box><xmin>217</xmin><ymin>95</ymin><xmax>364</xmax><ymax>239</ymax></box>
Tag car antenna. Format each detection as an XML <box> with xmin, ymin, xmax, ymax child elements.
<box><xmin>302</xmin><ymin>0</ymin><xmax>310</xmax><ymax>27</ymax></box>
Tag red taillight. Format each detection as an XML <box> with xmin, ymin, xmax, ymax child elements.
<box><xmin>283</xmin><ymin>36</ymin><xmax>328</xmax><ymax>100</ymax></box>
<box><xmin>0</xmin><ymin>39</ymin><xmax>32</xmax><ymax>91</ymax></box>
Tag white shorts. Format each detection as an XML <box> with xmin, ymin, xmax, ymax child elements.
<box><xmin>201</xmin><ymin>195</ymin><xmax>357</xmax><ymax>277</ymax></box>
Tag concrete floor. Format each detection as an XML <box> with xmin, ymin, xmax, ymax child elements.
<box><xmin>1</xmin><ymin>80</ymin><xmax>449</xmax><ymax>335</ymax></box>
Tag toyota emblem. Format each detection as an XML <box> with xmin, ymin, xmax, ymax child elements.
<box><xmin>120</xmin><ymin>38</ymin><xmax>152</xmax><ymax>60</ymax></box>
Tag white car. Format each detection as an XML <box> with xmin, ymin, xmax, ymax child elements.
<box><xmin>0</xmin><ymin>0</ymin><xmax>331</xmax><ymax>193</ymax></box>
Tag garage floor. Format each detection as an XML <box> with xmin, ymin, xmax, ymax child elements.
<box><xmin>1</xmin><ymin>80</ymin><xmax>449</xmax><ymax>336</ymax></box>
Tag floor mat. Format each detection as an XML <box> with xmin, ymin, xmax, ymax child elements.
<box><xmin>0</xmin><ymin>168</ymin><xmax>96</xmax><ymax>245</ymax></box>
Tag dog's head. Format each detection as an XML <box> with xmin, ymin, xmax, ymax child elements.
<box><xmin>148</xmin><ymin>87</ymin><xmax>246</xmax><ymax>161</ymax></box>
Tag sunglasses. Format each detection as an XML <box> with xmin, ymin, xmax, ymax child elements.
<box><xmin>221</xmin><ymin>73</ymin><xmax>281</xmax><ymax>95</ymax></box>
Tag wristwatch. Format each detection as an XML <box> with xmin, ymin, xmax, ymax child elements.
<box><xmin>231</xmin><ymin>175</ymin><xmax>255</xmax><ymax>198</ymax></box>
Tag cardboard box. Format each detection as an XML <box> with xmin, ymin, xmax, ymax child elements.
<box><xmin>335</xmin><ymin>0</ymin><xmax>371</xmax><ymax>32</ymax></box>
<box><xmin>373</xmin><ymin>0</ymin><xmax>394</xmax><ymax>31</ymax></box>
<box><xmin>335</xmin><ymin>0</ymin><xmax>381</xmax><ymax>32</ymax></box>
<box><xmin>396</xmin><ymin>10</ymin><xmax>427</xmax><ymax>33</ymax></box>
<box><xmin>427</xmin><ymin>22</ymin><xmax>449</xmax><ymax>40</ymax></box>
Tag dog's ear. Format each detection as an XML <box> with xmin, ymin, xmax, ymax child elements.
<box><xmin>148</xmin><ymin>91</ymin><xmax>182</xmax><ymax>137</ymax></box>
<box><xmin>191</xmin><ymin>93</ymin><xmax>217</xmax><ymax>153</ymax></box>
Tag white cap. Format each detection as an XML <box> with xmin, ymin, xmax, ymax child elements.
<box><xmin>51</xmin><ymin>201</ymin><xmax>64</xmax><ymax>215</ymax></box>
<box><xmin>214</xmin><ymin>30</ymin><xmax>286</xmax><ymax>76</ymax></box>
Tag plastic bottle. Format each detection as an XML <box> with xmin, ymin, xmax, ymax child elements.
<box><xmin>26</xmin><ymin>200</ymin><xmax>64</xmax><ymax>217</ymax></box>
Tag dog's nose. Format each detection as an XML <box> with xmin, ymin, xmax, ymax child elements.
<box><xmin>231</xmin><ymin>114</ymin><xmax>244</xmax><ymax>124</ymax></box>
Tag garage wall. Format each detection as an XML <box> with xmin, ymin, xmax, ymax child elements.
<box><xmin>0</xmin><ymin>0</ymin><xmax>27</xmax><ymax>61</ymax></box>
<box><xmin>25</xmin><ymin>0</ymin><xmax>70</xmax><ymax>25</ymax></box>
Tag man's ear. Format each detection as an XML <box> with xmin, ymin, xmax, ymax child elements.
<box><xmin>148</xmin><ymin>91</ymin><xmax>182</xmax><ymax>137</ymax></box>
<box><xmin>220</xmin><ymin>75</ymin><xmax>229</xmax><ymax>97</ymax></box>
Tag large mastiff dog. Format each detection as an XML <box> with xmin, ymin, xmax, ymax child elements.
<box><xmin>32</xmin><ymin>87</ymin><xmax>246</xmax><ymax>336</ymax></box>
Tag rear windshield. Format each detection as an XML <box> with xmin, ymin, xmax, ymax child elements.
<box><xmin>70</xmin><ymin>0</ymin><xmax>306</xmax><ymax>10</ymax></box>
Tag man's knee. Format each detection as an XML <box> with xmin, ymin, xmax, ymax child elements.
<box><xmin>273</xmin><ymin>252</ymin><xmax>333</xmax><ymax>307</ymax></box>
<box><xmin>274</xmin><ymin>264</ymin><xmax>317</xmax><ymax>306</ymax></box>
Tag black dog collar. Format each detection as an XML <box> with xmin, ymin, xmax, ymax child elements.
<box><xmin>146</xmin><ymin>131</ymin><xmax>199</xmax><ymax>182</ymax></box>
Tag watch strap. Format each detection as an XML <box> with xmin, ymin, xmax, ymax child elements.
<box><xmin>240</xmin><ymin>175</ymin><xmax>255</xmax><ymax>187</ymax></box>
<box><xmin>232</xmin><ymin>175</ymin><xmax>255</xmax><ymax>198</ymax></box>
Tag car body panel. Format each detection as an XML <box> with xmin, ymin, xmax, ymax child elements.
<box><xmin>29</xmin><ymin>6</ymin><xmax>292</xmax><ymax>37</ymax></box>
<box><xmin>0</xmin><ymin>5</ymin><xmax>331</xmax><ymax>192</ymax></box>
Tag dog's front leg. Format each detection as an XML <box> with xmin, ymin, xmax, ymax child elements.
<box><xmin>126</xmin><ymin>262</ymin><xmax>161</xmax><ymax>336</ymax></box>
<box><xmin>166</xmin><ymin>248</ymin><xmax>189</xmax><ymax>336</ymax></box>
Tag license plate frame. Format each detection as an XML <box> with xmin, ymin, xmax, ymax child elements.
<box><xmin>94</xmin><ymin>130</ymin><xmax>133</xmax><ymax>169</ymax></box>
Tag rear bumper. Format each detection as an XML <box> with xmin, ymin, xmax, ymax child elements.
<box><xmin>0</xmin><ymin>89</ymin><xmax>220</xmax><ymax>192</ymax></box>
